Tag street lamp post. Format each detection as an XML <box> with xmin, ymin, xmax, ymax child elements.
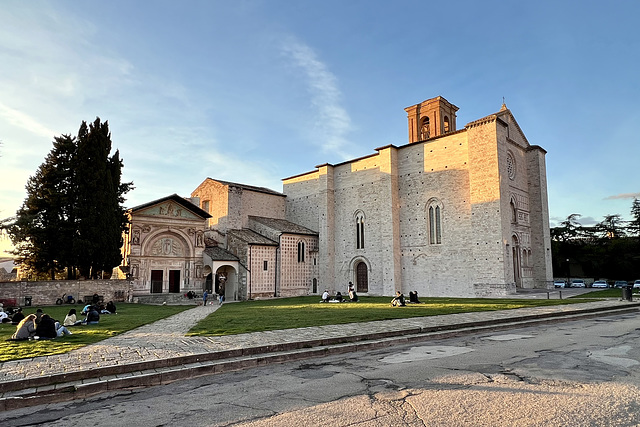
<box><xmin>566</xmin><ymin>258</ymin><xmax>570</xmax><ymax>288</ymax></box>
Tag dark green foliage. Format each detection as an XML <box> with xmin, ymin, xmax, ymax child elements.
<box><xmin>9</xmin><ymin>118</ymin><xmax>133</xmax><ymax>279</ymax></box>
<box><xmin>551</xmin><ymin>205</ymin><xmax>640</xmax><ymax>281</ymax></box>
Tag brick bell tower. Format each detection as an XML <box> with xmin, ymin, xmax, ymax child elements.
<box><xmin>405</xmin><ymin>96</ymin><xmax>459</xmax><ymax>143</ymax></box>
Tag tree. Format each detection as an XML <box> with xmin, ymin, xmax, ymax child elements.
<box><xmin>628</xmin><ymin>198</ymin><xmax>640</xmax><ymax>237</ymax></box>
<box><xmin>10</xmin><ymin>119</ymin><xmax>132</xmax><ymax>279</ymax></box>
<box><xmin>10</xmin><ymin>135</ymin><xmax>77</xmax><ymax>278</ymax></box>
<box><xmin>594</xmin><ymin>214</ymin><xmax>626</xmax><ymax>239</ymax></box>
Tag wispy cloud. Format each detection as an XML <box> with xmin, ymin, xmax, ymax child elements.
<box><xmin>280</xmin><ymin>37</ymin><xmax>353</xmax><ymax>159</ymax></box>
<box><xmin>0</xmin><ymin>102</ymin><xmax>57</xmax><ymax>139</ymax></box>
<box><xmin>604</xmin><ymin>192</ymin><xmax>640</xmax><ymax>200</ymax></box>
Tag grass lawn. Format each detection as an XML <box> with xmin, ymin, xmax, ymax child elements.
<box><xmin>188</xmin><ymin>295</ymin><xmax>597</xmax><ymax>337</ymax></box>
<box><xmin>0</xmin><ymin>303</ymin><xmax>193</xmax><ymax>363</ymax></box>
<box><xmin>572</xmin><ymin>288</ymin><xmax>637</xmax><ymax>299</ymax></box>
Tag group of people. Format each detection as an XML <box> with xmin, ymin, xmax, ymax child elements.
<box><xmin>320</xmin><ymin>282</ymin><xmax>359</xmax><ymax>303</ymax></box>
<box><xmin>391</xmin><ymin>290</ymin><xmax>421</xmax><ymax>307</ymax></box>
<box><xmin>11</xmin><ymin>308</ymin><xmax>72</xmax><ymax>340</ymax></box>
<box><xmin>8</xmin><ymin>300</ymin><xmax>116</xmax><ymax>341</ymax></box>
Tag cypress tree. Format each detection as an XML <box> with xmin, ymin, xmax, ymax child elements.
<box><xmin>10</xmin><ymin>118</ymin><xmax>132</xmax><ymax>279</ymax></box>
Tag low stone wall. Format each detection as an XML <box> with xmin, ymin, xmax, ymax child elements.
<box><xmin>473</xmin><ymin>282</ymin><xmax>517</xmax><ymax>297</ymax></box>
<box><xmin>0</xmin><ymin>280</ymin><xmax>133</xmax><ymax>307</ymax></box>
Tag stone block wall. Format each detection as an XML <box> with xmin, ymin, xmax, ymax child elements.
<box><xmin>0</xmin><ymin>280</ymin><xmax>133</xmax><ymax>307</ymax></box>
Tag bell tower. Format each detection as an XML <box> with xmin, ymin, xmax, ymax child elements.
<box><xmin>405</xmin><ymin>96</ymin><xmax>459</xmax><ymax>143</ymax></box>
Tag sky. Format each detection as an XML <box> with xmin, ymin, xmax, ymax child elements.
<box><xmin>1</xmin><ymin>0</ymin><xmax>640</xmax><ymax>256</ymax></box>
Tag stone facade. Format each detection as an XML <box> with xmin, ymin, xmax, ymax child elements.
<box><xmin>119</xmin><ymin>194</ymin><xmax>210</xmax><ymax>297</ymax></box>
<box><xmin>282</xmin><ymin>96</ymin><xmax>553</xmax><ymax>297</ymax></box>
<box><xmin>192</xmin><ymin>179</ymin><xmax>319</xmax><ymax>300</ymax></box>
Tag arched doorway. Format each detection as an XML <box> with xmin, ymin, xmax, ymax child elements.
<box><xmin>205</xmin><ymin>273</ymin><xmax>213</xmax><ymax>292</ymax></box>
<box><xmin>356</xmin><ymin>261</ymin><xmax>368</xmax><ymax>293</ymax></box>
<box><xmin>512</xmin><ymin>235</ymin><xmax>521</xmax><ymax>287</ymax></box>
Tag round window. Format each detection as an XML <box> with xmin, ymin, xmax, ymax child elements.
<box><xmin>506</xmin><ymin>152</ymin><xmax>516</xmax><ymax>180</ymax></box>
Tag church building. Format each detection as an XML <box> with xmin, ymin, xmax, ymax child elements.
<box><xmin>119</xmin><ymin>96</ymin><xmax>552</xmax><ymax>299</ymax></box>
<box><xmin>282</xmin><ymin>96</ymin><xmax>553</xmax><ymax>297</ymax></box>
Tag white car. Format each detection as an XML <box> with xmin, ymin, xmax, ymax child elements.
<box><xmin>592</xmin><ymin>280</ymin><xmax>608</xmax><ymax>288</ymax></box>
<box><xmin>554</xmin><ymin>280</ymin><xmax>566</xmax><ymax>288</ymax></box>
<box><xmin>633</xmin><ymin>280</ymin><xmax>640</xmax><ymax>289</ymax></box>
<box><xmin>571</xmin><ymin>279</ymin><xmax>586</xmax><ymax>288</ymax></box>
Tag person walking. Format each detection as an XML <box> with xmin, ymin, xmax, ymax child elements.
<box><xmin>203</xmin><ymin>289</ymin><xmax>208</xmax><ymax>306</ymax></box>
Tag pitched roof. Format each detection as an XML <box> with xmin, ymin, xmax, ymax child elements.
<box><xmin>203</xmin><ymin>246</ymin><xmax>240</xmax><ymax>261</ymax></box>
<box><xmin>128</xmin><ymin>194</ymin><xmax>211</xmax><ymax>218</ymax></box>
<box><xmin>205</xmin><ymin>178</ymin><xmax>285</xmax><ymax>197</ymax></box>
<box><xmin>249</xmin><ymin>216</ymin><xmax>318</xmax><ymax>235</ymax></box>
<box><xmin>228</xmin><ymin>229</ymin><xmax>278</xmax><ymax>245</ymax></box>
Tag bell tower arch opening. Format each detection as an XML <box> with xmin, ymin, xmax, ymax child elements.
<box><xmin>405</xmin><ymin>96</ymin><xmax>459</xmax><ymax>144</ymax></box>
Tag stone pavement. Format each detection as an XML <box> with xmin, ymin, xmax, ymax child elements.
<box><xmin>0</xmin><ymin>297</ymin><xmax>637</xmax><ymax>388</ymax></box>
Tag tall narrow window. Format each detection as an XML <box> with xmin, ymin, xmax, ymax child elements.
<box><xmin>263</xmin><ymin>261</ymin><xmax>268</xmax><ymax>271</ymax></box>
<box><xmin>356</xmin><ymin>213</ymin><xmax>365</xmax><ymax>249</ymax></box>
<box><xmin>428</xmin><ymin>201</ymin><xmax>443</xmax><ymax>245</ymax></box>
<box><xmin>443</xmin><ymin>116</ymin><xmax>450</xmax><ymax>133</ymax></box>
<box><xmin>297</xmin><ymin>241</ymin><xmax>305</xmax><ymax>263</ymax></box>
<box><xmin>435</xmin><ymin>206</ymin><xmax>442</xmax><ymax>244</ymax></box>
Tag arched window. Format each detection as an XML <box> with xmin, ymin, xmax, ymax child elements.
<box><xmin>420</xmin><ymin>117</ymin><xmax>430</xmax><ymax>140</ymax></box>
<box><xmin>428</xmin><ymin>200</ymin><xmax>443</xmax><ymax>245</ymax></box>
<box><xmin>355</xmin><ymin>211</ymin><xmax>365</xmax><ymax>249</ymax></box>
<box><xmin>297</xmin><ymin>241</ymin><xmax>305</xmax><ymax>263</ymax></box>
<box><xmin>443</xmin><ymin>116</ymin><xmax>450</xmax><ymax>133</ymax></box>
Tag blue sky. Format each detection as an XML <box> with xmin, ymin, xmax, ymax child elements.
<box><xmin>1</xmin><ymin>0</ymin><xmax>639</xmax><ymax>244</ymax></box>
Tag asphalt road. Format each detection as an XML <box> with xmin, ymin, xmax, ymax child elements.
<box><xmin>3</xmin><ymin>311</ymin><xmax>640</xmax><ymax>426</ymax></box>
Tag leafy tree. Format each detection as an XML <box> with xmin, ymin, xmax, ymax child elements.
<box><xmin>10</xmin><ymin>119</ymin><xmax>132</xmax><ymax>279</ymax></box>
<box><xmin>594</xmin><ymin>214</ymin><xmax>626</xmax><ymax>239</ymax></box>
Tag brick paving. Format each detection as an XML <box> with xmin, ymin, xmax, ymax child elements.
<box><xmin>0</xmin><ymin>298</ymin><xmax>635</xmax><ymax>386</ymax></box>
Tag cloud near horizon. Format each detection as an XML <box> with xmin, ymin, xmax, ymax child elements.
<box><xmin>604</xmin><ymin>192</ymin><xmax>640</xmax><ymax>200</ymax></box>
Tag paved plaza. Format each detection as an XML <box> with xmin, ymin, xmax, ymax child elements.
<box><xmin>1</xmin><ymin>296</ymin><xmax>634</xmax><ymax>385</ymax></box>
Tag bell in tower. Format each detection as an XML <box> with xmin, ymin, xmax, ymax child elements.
<box><xmin>404</xmin><ymin>96</ymin><xmax>459</xmax><ymax>143</ymax></box>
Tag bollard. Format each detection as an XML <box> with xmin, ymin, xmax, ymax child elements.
<box><xmin>546</xmin><ymin>292</ymin><xmax>550</xmax><ymax>300</ymax></box>
<box><xmin>559</xmin><ymin>290</ymin><xmax>562</xmax><ymax>300</ymax></box>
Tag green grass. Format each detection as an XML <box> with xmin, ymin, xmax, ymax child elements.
<box><xmin>187</xmin><ymin>296</ymin><xmax>595</xmax><ymax>337</ymax></box>
<box><xmin>572</xmin><ymin>288</ymin><xmax>637</xmax><ymax>298</ymax></box>
<box><xmin>0</xmin><ymin>303</ymin><xmax>193</xmax><ymax>362</ymax></box>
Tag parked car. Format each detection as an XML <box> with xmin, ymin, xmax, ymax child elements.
<box><xmin>571</xmin><ymin>279</ymin><xmax>586</xmax><ymax>288</ymax></box>
<box><xmin>614</xmin><ymin>281</ymin><xmax>629</xmax><ymax>288</ymax></box>
<box><xmin>554</xmin><ymin>280</ymin><xmax>566</xmax><ymax>288</ymax></box>
<box><xmin>592</xmin><ymin>280</ymin><xmax>608</xmax><ymax>288</ymax></box>
<box><xmin>633</xmin><ymin>280</ymin><xmax>640</xmax><ymax>289</ymax></box>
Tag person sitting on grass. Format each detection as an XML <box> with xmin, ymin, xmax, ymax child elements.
<box><xmin>348</xmin><ymin>287</ymin><xmax>359</xmax><ymax>302</ymax></box>
<box><xmin>391</xmin><ymin>291</ymin><xmax>406</xmax><ymax>307</ymax></box>
<box><xmin>81</xmin><ymin>304</ymin><xmax>92</xmax><ymax>315</ymax></box>
<box><xmin>11</xmin><ymin>314</ymin><xmax>37</xmax><ymax>340</ymax></box>
<box><xmin>35</xmin><ymin>314</ymin><xmax>59</xmax><ymax>339</ymax></box>
<box><xmin>11</xmin><ymin>307</ymin><xmax>25</xmax><ymax>325</ymax></box>
<box><xmin>64</xmin><ymin>309</ymin><xmax>82</xmax><ymax>326</ymax></box>
<box><xmin>408</xmin><ymin>291</ymin><xmax>421</xmax><ymax>304</ymax></box>
<box><xmin>333</xmin><ymin>292</ymin><xmax>344</xmax><ymax>302</ymax></box>
<box><xmin>82</xmin><ymin>306</ymin><xmax>100</xmax><ymax>325</ymax></box>
<box><xmin>321</xmin><ymin>290</ymin><xmax>330</xmax><ymax>303</ymax></box>
<box><xmin>106</xmin><ymin>301</ymin><xmax>117</xmax><ymax>314</ymax></box>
